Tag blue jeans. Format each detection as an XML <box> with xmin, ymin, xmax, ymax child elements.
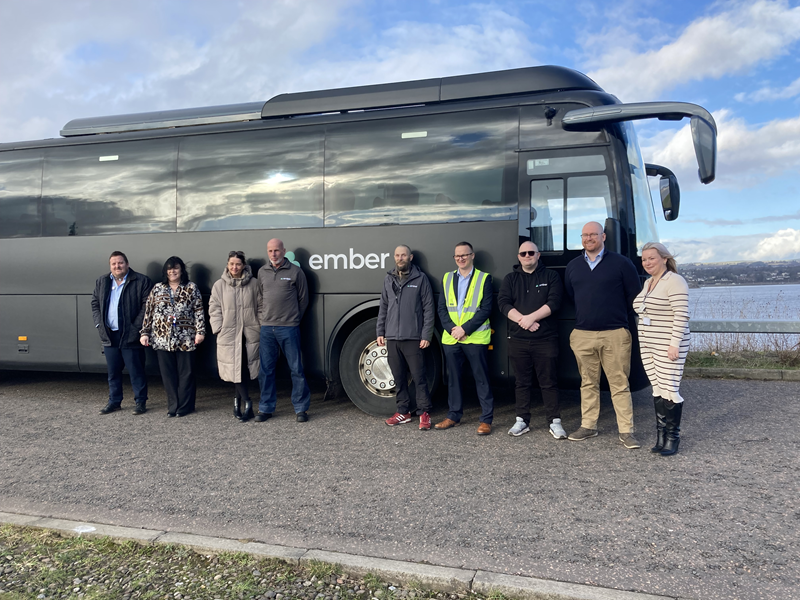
<box><xmin>259</xmin><ymin>326</ymin><xmax>310</xmax><ymax>415</ymax></box>
<box><xmin>104</xmin><ymin>329</ymin><xmax>148</xmax><ymax>407</ymax></box>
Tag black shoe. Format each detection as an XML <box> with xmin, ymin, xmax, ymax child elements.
<box><xmin>241</xmin><ymin>399</ymin><xmax>254</xmax><ymax>422</ymax></box>
<box><xmin>296</xmin><ymin>412</ymin><xmax>309</xmax><ymax>423</ymax></box>
<box><xmin>233</xmin><ymin>396</ymin><xmax>243</xmax><ymax>420</ymax></box>
<box><xmin>100</xmin><ymin>404</ymin><xmax>121</xmax><ymax>414</ymax></box>
<box><xmin>132</xmin><ymin>404</ymin><xmax>147</xmax><ymax>415</ymax></box>
<box><xmin>254</xmin><ymin>412</ymin><xmax>272</xmax><ymax>422</ymax></box>
<box><xmin>167</xmin><ymin>413</ymin><xmax>177</xmax><ymax>417</ymax></box>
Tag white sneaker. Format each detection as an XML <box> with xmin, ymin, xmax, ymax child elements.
<box><xmin>549</xmin><ymin>418</ymin><xmax>567</xmax><ymax>439</ymax></box>
<box><xmin>508</xmin><ymin>417</ymin><xmax>530</xmax><ymax>437</ymax></box>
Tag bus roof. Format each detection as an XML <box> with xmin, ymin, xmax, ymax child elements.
<box><xmin>59</xmin><ymin>65</ymin><xmax>603</xmax><ymax>137</ymax></box>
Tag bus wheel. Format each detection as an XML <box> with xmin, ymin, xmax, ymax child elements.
<box><xmin>340</xmin><ymin>318</ymin><xmax>440</xmax><ymax>418</ymax></box>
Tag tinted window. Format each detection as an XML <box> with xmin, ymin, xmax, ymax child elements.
<box><xmin>324</xmin><ymin>109</ymin><xmax>518</xmax><ymax>227</ymax></box>
<box><xmin>520</xmin><ymin>104</ymin><xmax>606</xmax><ymax>149</ymax></box>
<box><xmin>41</xmin><ymin>140</ymin><xmax>178</xmax><ymax>236</ymax></box>
<box><xmin>619</xmin><ymin>122</ymin><xmax>658</xmax><ymax>251</ymax></box>
<box><xmin>566</xmin><ymin>175</ymin><xmax>612</xmax><ymax>249</ymax></box>
<box><xmin>0</xmin><ymin>150</ymin><xmax>42</xmax><ymax>238</ymax></box>
<box><xmin>178</xmin><ymin>128</ymin><xmax>324</xmax><ymax>232</ymax></box>
<box><xmin>530</xmin><ymin>179</ymin><xmax>564</xmax><ymax>252</ymax></box>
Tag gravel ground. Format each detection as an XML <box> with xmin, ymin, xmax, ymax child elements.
<box><xmin>0</xmin><ymin>371</ymin><xmax>798</xmax><ymax>600</ymax></box>
<box><xmin>0</xmin><ymin>524</ymin><xmax>464</xmax><ymax>600</ymax></box>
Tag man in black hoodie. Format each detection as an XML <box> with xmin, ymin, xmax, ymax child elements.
<box><xmin>498</xmin><ymin>241</ymin><xmax>566</xmax><ymax>439</ymax></box>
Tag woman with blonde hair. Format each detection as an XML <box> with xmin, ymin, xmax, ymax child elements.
<box><xmin>634</xmin><ymin>242</ymin><xmax>690</xmax><ymax>455</ymax></box>
<box><xmin>209</xmin><ymin>251</ymin><xmax>260</xmax><ymax>421</ymax></box>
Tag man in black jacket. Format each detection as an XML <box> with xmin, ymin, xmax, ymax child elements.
<box><xmin>498</xmin><ymin>241</ymin><xmax>567</xmax><ymax>439</ymax></box>
<box><xmin>377</xmin><ymin>245</ymin><xmax>435</xmax><ymax>430</ymax></box>
<box><xmin>91</xmin><ymin>251</ymin><xmax>153</xmax><ymax>415</ymax></box>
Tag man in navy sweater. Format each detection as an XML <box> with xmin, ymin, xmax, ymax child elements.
<box><xmin>565</xmin><ymin>221</ymin><xmax>642</xmax><ymax>449</ymax></box>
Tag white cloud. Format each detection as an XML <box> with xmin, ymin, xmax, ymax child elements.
<box><xmin>0</xmin><ymin>1</ymin><xmax>536</xmax><ymax>144</ymax></box>
<box><xmin>640</xmin><ymin>108</ymin><xmax>800</xmax><ymax>190</ymax></box>
<box><xmin>752</xmin><ymin>228</ymin><xmax>800</xmax><ymax>259</ymax></box>
<box><xmin>585</xmin><ymin>0</ymin><xmax>800</xmax><ymax>102</ymax></box>
<box><xmin>663</xmin><ymin>231</ymin><xmax>800</xmax><ymax>263</ymax></box>
<box><xmin>734</xmin><ymin>76</ymin><xmax>800</xmax><ymax>102</ymax></box>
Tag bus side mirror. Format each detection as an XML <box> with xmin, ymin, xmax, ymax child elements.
<box><xmin>691</xmin><ymin>115</ymin><xmax>716</xmax><ymax>184</ymax></box>
<box><xmin>646</xmin><ymin>164</ymin><xmax>680</xmax><ymax>221</ymax></box>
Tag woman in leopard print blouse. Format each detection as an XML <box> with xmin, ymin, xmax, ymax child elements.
<box><xmin>140</xmin><ymin>256</ymin><xmax>206</xmax><ymax>417</ymax></box>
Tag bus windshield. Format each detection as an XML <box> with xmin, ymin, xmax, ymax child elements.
<box><xmin>619</xmin><ymin>121</ymin><xmax>659</xmax><ymax>251</ymax></box>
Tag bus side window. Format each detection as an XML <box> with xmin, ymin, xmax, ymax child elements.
<box><xmin>324</xmin><ymin>108</ymin><xmax>517</xmax><ymax>227</ymax></box>
<box><xmin>41</xmin><ymin>140</ymin><xmax>178</xmax><ymax>236</ymax></box>
<box><xmin>0</xmin><ymin>151</ymin><xmax>42</xmax><ymax>238</ymax></box>
<box><xmin>178</xmin><ymin>128</ymin><xmax>324</xmax><ymax>232</ymax></box>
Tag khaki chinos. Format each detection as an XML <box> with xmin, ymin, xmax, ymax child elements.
<box><xmin>569</xmin><ymin>327</ymin><xmax>634</xmax><ymax>433</ymax></box>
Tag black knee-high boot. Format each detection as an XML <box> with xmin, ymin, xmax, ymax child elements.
<box><xmin>661</xmin><ymin>399</ymin><xmax>683</xmax><ymax>456</ymax></box>
<box><xmin>651</xmin><ymin>396</ymin><xmax>667</xmax><ymax>453</ymax></box>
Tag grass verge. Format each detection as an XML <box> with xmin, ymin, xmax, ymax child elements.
<box><xmin>0</xmin><ymin>525</ymin><xmax>483</xmax><ymax>600</ymax></box>
<box><xmin>686</xmin><ymin>350</ymin><xmax>800</xmax><ymax>370</ymax></box>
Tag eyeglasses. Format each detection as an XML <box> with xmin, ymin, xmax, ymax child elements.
<box><xmin>580</xmin><ymin>233</ymin><xmax>600</xmax><ymax>239</ymax></box>
<box><xmin>228</xmin><ymin>250</ymin><xmax>245</xmax><ymax>259</ymax></box>
<box><xmin>518</xmin><ymin>251</ymin><xmax>538</xmax><ymax>257</ymax></box>
<box><xmin>454</xmin><ymin>253</ymin><xmax>473</xmax><ymax>260</ymax></box>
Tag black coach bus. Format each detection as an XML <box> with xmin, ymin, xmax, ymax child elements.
<box><xmin>0</xmin><ymin>66</ymin><xmax>716</xmax><ymax>416</ymax></box>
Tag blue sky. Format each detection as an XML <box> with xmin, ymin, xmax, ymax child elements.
<box><xmin>1</xmin><ymin>0</ymin><xmax>799</xmax><ymax>263</ymax></box>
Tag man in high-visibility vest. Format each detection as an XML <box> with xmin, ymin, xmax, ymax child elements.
<box><xmin>434</xmin><ymin>241</ymin><xmax>495</xmax><ymax>435</ymax></box>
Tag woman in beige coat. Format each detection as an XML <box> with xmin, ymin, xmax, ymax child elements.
<box><xmin>209</xmin><ymin>251</ymin><xmax>261</xmax><ymax>421</ymax></box>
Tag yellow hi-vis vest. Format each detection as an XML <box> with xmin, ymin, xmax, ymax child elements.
<box><xmin>442</xmin><ymin>269</ymin><xmax>491</xmax><ymax>345</ymax></box>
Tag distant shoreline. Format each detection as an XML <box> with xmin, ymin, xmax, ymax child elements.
<box><xmin>689</xmin><ymin>282</ymin><xmax>800</xmax><ymax>289</ymax></box>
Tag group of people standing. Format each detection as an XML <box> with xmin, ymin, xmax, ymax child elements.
<box><xmin>90</xmin><ymin>221</ymin><xmax>690</xmax><ymax>455</ymax></box>
<box><xmin>91</xmin><ymin>239</ymin><xmax>311</xmax><ymax>422</ymax></box>
<box><xmin>378</xmin><ymin>221</ymin><xmax>690</xmax><ymax>455</ymax></box>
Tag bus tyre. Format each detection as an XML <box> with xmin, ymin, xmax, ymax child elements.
<box><xmin>340</xmin><ymin>317</ymin><xmax>440</xmax><ymax>418</ymax></box>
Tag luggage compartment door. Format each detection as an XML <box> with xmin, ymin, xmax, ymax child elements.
<box><xmin>0</xmin><ymin>295</ymin><xmax>78</xmax><ymax>370</ymax></box>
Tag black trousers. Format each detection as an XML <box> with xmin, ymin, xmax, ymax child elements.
<box><xmin>443</xmin><ymin>343</ymin><xmax>494</xmax><ymax>424</ymax></box>
<box><xmin>508</xmin><ymin>336</ymin><xmax>561</xmax><ymax>425</ymax></box>
<box><xmin>387</xmin><ymin>340</ymin><xmax>431</xmax><ymax>415</ymax></box>
<box><xmin>156</xmin><ymin>350</ymin><xmax>196</xmax><ymax>415</ymax></box>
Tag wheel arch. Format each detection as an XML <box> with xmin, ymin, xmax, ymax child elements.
<box><xmin>326</xmin><ymin>300</ymin><xmax>381</xmax><ymax>383</ymax></box>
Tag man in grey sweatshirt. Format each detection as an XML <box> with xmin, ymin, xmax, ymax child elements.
<box><xmin>256</xmin><ymin>238</ymin><xmax>311</xmax><ymax>422</ymax></box>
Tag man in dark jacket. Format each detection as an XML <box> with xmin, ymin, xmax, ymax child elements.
<box><xmin>377</xmin><ymin>245</ymin><xmax>435</xmax><ymax>430</ymax></box>
<box><xmin>498</xmin><ymin>241</ymin><xmax>566</xmax><ymax>439</ymax></box>
<box><xmin>435</xmin><ymin>241</ymin><xmax>495</xmax><ymax>435</ymax></box>
<box><xmin>91</xmin><ymin>251</ymin><xmax>153</xmax><ymax>415</ymax></box>
<box><xmin>256</xmin><ymin>238</ymin><xmax>311</xmax><ymax>423</ymax></box>
<box><xmin>564</xmin><ymin>221</ymin><xmax>642</xmax><ymax>449</ymax></box>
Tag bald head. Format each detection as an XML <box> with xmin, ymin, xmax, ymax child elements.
<box><xmin>267</xmin><ymin>238</ymin><xmax>286</xmax><ymax>267</ymax></box>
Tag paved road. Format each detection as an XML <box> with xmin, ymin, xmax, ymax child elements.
<box><xmin>1</xmin><ymin>371</ymin><xmax>797</xmax><ymax>600</ymax></box>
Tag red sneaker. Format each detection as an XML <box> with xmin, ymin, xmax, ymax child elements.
<box><xmin>385</xmin><ymin>412</ymin><xmax>412</xmax><ymax>426</ymax></box>
<box><xmin>419</xmin><ymin>412</ymin><xmax>431</xmax><ymax>430</ymax></box>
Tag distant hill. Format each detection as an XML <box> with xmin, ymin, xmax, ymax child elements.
<box><xmin>680</xmin><ymin>259</ymin><xmax>800</xmax><ymax>287</ymax></box>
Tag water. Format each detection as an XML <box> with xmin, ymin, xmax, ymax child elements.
<box><xmin>688</xmin><ymin>283</ymin><xmax>800</xmax><ymax>320</ymax></box>
<box><xmin>686</xmin><ymin>283</ymin><xmax>800</xmax><ymax>351</ymax></box>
